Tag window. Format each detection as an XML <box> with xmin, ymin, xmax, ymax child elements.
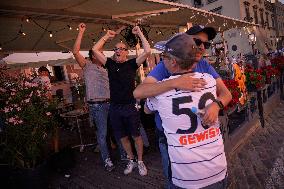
<box><xmin>260</xmin><ymin>9</ymin><xmax>264</xmax><ymax>26</ymax></box>
<box><xmin>53</xmin><ymin>66</ymin><xmax>65</xmax><ymax>82</ymax></box>
<box><xmin>271</xmin><ymin>14</ymin><xmax>275</xmax><ymax>28</ymax></box>
<box><xmin>244</xmin><ymin>2</ymin><xmax>251</xmax><ymax>22</ymax></box>
<box><xmin>265</xmin><ymin>12</ymin><xmax>269</xmax><ymax>28</ymax></box>
<box><xmin>253</xmin><ymin>5</ymin><xmax>258</xmax><ymax>24</ymax></box>
<box><xmin>208</xmin><ymin>0</ymin><xmax>218</xmax><ymax>4</ymax></box>
<box><xmin>193</xmin><ymin>0</ymin><xmax>203</xmax><ymax>8</ymax></box>
<box><xmin>210</xmin><ymin>6</ymin><xmax>222</xmax><ymax>14</ymax></box>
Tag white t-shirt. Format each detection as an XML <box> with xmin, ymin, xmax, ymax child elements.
<box><xmin>147</xmin><ymin>72</ymin><xmax>227</xmax><ymax>189</ymax></box>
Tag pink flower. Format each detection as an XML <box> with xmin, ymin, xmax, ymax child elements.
<box><xmin>8</xmin><ymin>116</ymin><xmax>23</xmax><ymax>125</ymax></box>
<box><xmin>16</xmin><ymin>107</ymin><xmax>21</xmax><ymax>111</ymax></box>
<box><xmin>24</xmin><ymin>81</ymin><xmax>32</xmax><ymax>87</ymax></box>
<box><xmin>46</xmin><ymin>112</ymin><xmax>52</xmax><ymax>116</ymax></box>
<box><xmin>4</xmin><ymin>107</ymin><xmax>10</xmax><ymax>113</ymax></box>
<box><xmin>24</xmin><ymin>98</ymin><xmax>30</xmax><ymax>103</ymax></box>
<box><xmin>29</xmin><ymin>91</ymin><xmax>33</xmax><ymax>97</ymax></box>
<box><xmin>0</xmin><ymin>87</ymin><xmax>6</xmax><ymax>93</ymax></box>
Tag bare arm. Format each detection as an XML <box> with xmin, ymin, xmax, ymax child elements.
<box><xmin>132</xmin><ymin>26</ymin><xmax>151</xmax><ymax>67</ymax></box>
<box><xmin>133</xmin><ymin>73</ymin><xmax>207</xmax><ymax>99</ymax></box>
<box><xmin>72</xmin><ymin>23</ymin><xmax>87</xmax><ymax>68</ymax></box>
<box><xmin>92</xmin><ymin>27</ymin><xmax>124</xmax><ymax>65</ymax></box>
<box><xmin>202</xmin><ymin>78</ymin><xmax>232</xmax><ymax>125</ymax></box>
<box><xmin>215</xmin><ymin>78</ymin><xmax>232</xmax><ymax>107</ymax></box>
<box><xmin>134</xmin><ymin>76</ymin><xmax>175</xmax><ymax>99</ymax></box>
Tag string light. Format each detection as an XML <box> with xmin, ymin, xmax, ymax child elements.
<box><xmin>49</xmin><ymin>31</ymin><xmax>53</xmax><ymax>37</ymax></box>
<box><xmin>0</xmin><ymin>44</ymin><xmax>2</xmax><ymax>51</ymax></box>
<box><xmin>67</xmin><ymin>25</ymin><xmax>72</xmax><ymax>30</ymax></box>
<box><xmin>19</xmin><ymin>31</ymin><xmax>26</xmax><ymax>36</ymax></box>
<box><xmin>76</xmin><ymin>27</ymin><xmax>79</xmax><ymax>31</ymax></box>
<box><xmin>26</xmin><ymin>18</ymin><xmax>30</xmax><ymax>23</ymax></box>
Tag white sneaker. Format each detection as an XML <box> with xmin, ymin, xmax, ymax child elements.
<box><xmin>138</xmin><ymin>161</ymin><xmax>147</xmax><ymax>176</ymax></box>
<box><xmin>124</xmin><ymin>160</ymin><xmax>136</xmax><ymax>175</ymax></box>
<box><xmin>105</xmin><ymin>158</ymin><xmax>115</xmax><ymax>172</ymax></box>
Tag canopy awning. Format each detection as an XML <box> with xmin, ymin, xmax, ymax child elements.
<box><xmin>118</xmin><ymin>0</ymin><xmax>259</xmax><ymax>31</ymax></box>
<box><xmin>0</xmin><ymin>0</ymin><xmax>258</xmax><ymax>53</ymax></box>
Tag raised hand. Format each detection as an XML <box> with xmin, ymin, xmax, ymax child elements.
<box><xmin>132</xmin><ymin>26</ymin><xmax>142</xmax><ymax>35</ymax></box>
<box><xmin>78</xmin><ymin>23</ymin><xmax>86</xmax><ymax>33</ymax></box>
<box><xmin>105</xmin><ymin>30</ymin><xmax>116</xmax><ymax>39</ymax></box>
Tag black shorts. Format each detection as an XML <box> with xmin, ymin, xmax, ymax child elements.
<box><xmin>109</xmin><ymin>103</ymin><xmax>141</xmax><ymax>139</ymax></box>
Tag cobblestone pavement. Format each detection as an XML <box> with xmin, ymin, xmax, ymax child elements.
<box><xmin>227</xmin><ymin>102</ymin><xmax>284</xmax><ymax>189</ymax></box>
<box><xmin>50</xmin><ymin>102</ymin><xmax>284</xmax><ymax>189</ymax></box>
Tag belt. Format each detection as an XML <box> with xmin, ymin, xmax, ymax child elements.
<box><xmin>87</xmin><ymin>99</ymin><xmax>110</xmax><ymax>104</ymax></box>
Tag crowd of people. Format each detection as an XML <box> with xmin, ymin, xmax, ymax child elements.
<box><xmin>71</xmin><ymin>22</ymin><xmax>232</xmax><ymax>189</ymax></box>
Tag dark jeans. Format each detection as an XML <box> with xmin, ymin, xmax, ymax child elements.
<box><xmin>156</xmin><ymin>128</ymin><xmax>172</xmax><ymax>189</ymax></box>
<box><xmin>89</xmin><ymin>103</ymin><xmax>110</xmax><ymax>162</ymax></box>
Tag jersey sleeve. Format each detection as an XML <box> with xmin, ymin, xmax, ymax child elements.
<box><xmin>146</xmin><ymin>97</ymin><xmax>159</xmax><ymax>112</ymax></box>
<box><xmin>148</xmin><ymin>61</ymin><xmax>171</xmax><ymax>81</ymax></box>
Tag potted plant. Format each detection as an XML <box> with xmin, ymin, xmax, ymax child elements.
<box><xmin>245</xmin><ymin>65</ymin><xmax>265</xmax><ymax>92</ymax></box>
<box><xmin>0</xmin><ymin>66</ymin><xmax>59</xmax><ymax>188</ymax></box>
<box><xmin>223</xmin><ymin>79</ymin><xmax>241</xmax><ymax>111</ymax></box>
<box><xmin>261</xmin><ymin>65</ymin><xmax>279</xmax><ymax>84</ymax></box>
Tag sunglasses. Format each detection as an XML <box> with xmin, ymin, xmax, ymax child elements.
<box><xmin>113</xmin><ymin>47</ymin><xmax>128</xmax><ymax>52</ymax></box>
<box><xmin>193</xmin><ymin>38</ymin><xmax>211</xmax><ymax>49</ymax></box>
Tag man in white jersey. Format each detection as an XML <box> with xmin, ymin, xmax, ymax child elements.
<box><xmin>144</xmin><ymin>34</ymin><xmax>230</xmax><ymax>189</ymax></box>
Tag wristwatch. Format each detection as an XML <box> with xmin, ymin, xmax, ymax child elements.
<box><xmin>213</xmin><ymin>99</ymin><xmax>224</xmax><ymax>110</ymax></box>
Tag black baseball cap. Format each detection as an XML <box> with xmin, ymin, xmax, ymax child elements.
<box><xmin>186</xmin><ymin>25</ymin><xmax>217</xmax><ymax>41</ymax></box>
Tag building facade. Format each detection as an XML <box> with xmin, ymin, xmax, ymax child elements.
<box><xmin>274</xmin><ymin>0</ymin><xmax>284</xmax><ymax>48</ymax></box>
<box><xmin>177</xmin><ymin>0</ymin><xmax>281</xmax><ymax>56</ymax></box>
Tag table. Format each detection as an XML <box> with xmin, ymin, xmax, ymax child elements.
<box><xmin>60</xmin><ymin>109</ymin><xmax>95</xmax><ymax>152</ymax></box>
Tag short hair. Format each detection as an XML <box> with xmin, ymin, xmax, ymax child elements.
<box><xmin>38</xmin><ymin>66</ymin><xmax>49</xmax><ymax>73</ymax></box>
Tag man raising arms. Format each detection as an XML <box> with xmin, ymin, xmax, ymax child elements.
<box><xmin>92</xmin><ymin>26</ymin><xmax>151</xmax><ymax>176</ymax></box>
<box><xmin>72</xmin><ymin>23</ymin><xmax>114</xmax><ymax>171</ymax></box>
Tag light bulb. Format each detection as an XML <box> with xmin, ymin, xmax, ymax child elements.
<box><xmin>49</xmin><ymin>32</ymin><xmax>53</xmax><ymax>37</ymax></box>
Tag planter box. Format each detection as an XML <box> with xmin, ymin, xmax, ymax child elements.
<box><xmin>0</xmin><ymin>163</ymin><xmax>49</xmax><ymax>189</ymax></box>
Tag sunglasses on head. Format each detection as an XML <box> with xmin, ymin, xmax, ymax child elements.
<box><xmin>193</xmin><ymin>38</ymin><xmax>211</xmax><ymax>49</ymax></box>
<box><xmin>113</xmin><ymin>47</ymin><xmax>128</xmax><ymax>52</ymax></box>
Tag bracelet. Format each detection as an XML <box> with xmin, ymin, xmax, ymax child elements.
<box><xmin>213</xmin><ymin>99</ymin><xmax>224</xmax><ymax>110</ymax></box>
